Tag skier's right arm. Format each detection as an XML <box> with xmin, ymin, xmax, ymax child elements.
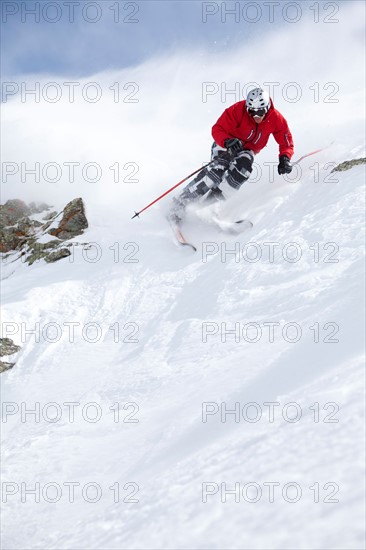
<box><xmin>212</xmin><ymin>102</ymin><xmax>242</xmax><ymax>148</ymax></box>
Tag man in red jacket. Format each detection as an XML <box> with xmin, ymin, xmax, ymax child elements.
<box><xmin>169</xmin><ymin>87</ymin><xmax>294</xmax><ymax>222</ymax></box>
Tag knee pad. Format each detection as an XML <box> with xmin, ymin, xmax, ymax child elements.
<box><xmin>236</xmin><ymin>150</ymin><xmax>254</xmax><ymax>171</ymax></box>
<box><xmin>207</xmin><ymin>144</ymin><xmax>231</xmax><ymax>186</ymax></box>
<box><xmin>226</xmin><ymin>150</ymin><xmax>254</xmax><ymax>190</ymax></box>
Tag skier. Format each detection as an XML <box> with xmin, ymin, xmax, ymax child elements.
<box><xmin>168</xmin><ymin>87</ymin><xmax>294</xmax><ymax>223</ymax></box>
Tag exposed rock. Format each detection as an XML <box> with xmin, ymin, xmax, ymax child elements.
<box><xmin>42</xmin><ymin>211</ymin><xmax>58</xmax><ymax>221</ymax></box>
<box><xmin>44</xmin><ymin>248</ymin><xmax>72</xmax><ymax>263</ymax></box>
<box><xmin>0</xmin><ymin>226</ymin><xmax>24</xmax><ymax>253</ymax></box>
<box><xmin>0</xmin><ymin>338</ymin><xmax>21</xmax><ymax>357</ymax></box>
<box><xmin>0</xmin><ymin>338</ymin><xmax>21</xmax><ymax>374</ymax></box>
<box><xmin>25</xmin><ymin>240</ymin><xmax>63</xmax><ymax>265</ymax></box>
<box><xmin>0</xmin><ymin>362</ymin><xmax>15</xmax><ymax>373</ymax></box>
<box><xmin>17</xmin><ymin>217</ymin><xmax>42</xmax><ymax>235</ymax></box>
<box><xmin>331</xmin><ymin>158</ymin><xmax>366</xmax><ymax>172</ymax></box>
<box><xmin>0</xmin><ymin>217</ymin><xmax>43</xmax><ymax>253</ymax></box>
<box><xmin>48</xmin><ymin>198</ymin><xmax>88</xmax><ymax>240</ymax></box>
<box><xmin>0</xmin><ymin>199</ymin><xmax>30</xmax><ymax>228</ymax></box>
<box><xmin>0</xmin><ymin>199</ymin><xmax>47</xmax><ymax>252</ymax></box>
<box><xmin>41</xmin><ymin>219</ymin><xmax>57</xmax><ymax>232</ymax></box>
<box><xmin>1</xmin><ymin>198</ymin><xmax>89</xmax><ymax>267</ymax></box>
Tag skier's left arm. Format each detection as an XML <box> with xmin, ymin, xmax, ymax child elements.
<box><xmin>272</xmin><ymin>113</ymin><xmax>294</xmax><ymax>175</ymax></box>
<box><xmin>273</xmin><ymin>114</ymin><xmax>294</xmax><ymax>159</ymax></box>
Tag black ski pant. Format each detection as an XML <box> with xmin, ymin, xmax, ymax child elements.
<box><xmin>176</xmin><ymin>142</ymin><xmax>254</xmax><ymax>205</ymax></box>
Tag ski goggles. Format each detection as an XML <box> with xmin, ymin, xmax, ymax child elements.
<box><xmin>248</xmin><ymin>108</ymin><xmax>267</xmax><ymax>117</ymax></box>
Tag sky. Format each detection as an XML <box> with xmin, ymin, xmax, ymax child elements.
<box><xmin>1</xmin><ymin>0</ymin><xmax>365</xmax><ymax>212</ymax></box>
<box><xmin>1</xmin><ymin>0</ymin><xmax>359</xmax><ymax>78</ymax></box>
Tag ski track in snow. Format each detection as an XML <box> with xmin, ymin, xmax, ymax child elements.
<box><xmin>1</xmin><ymin>160</ymin><xmax>365</xmax><ymax>549</ymax></box>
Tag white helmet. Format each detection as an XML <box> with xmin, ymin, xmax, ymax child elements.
<box><xmin>246</xmin><ymin>88</ymin><xmax>270</xmax><ymax>113</ymax></box>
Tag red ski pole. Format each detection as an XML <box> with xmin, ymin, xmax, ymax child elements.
<box><xmin>131</xmin><ymin>161</ymin><xmax>214</xmax><ymax>219</ymax></box>
<box><xmin>292</xmin><ymin>142</ymin><xmax>334</xmax><ymax>165</ymax></box>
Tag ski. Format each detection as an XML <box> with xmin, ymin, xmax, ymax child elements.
<box><xmin>168</xmin><ymin>220</ymin><xmax>197</xmax><ymax>252</ymax></box>
<box><xmin>167</xmin><ymin>209</ymin><xmax>252</xmax><ymax>253</ymax></box>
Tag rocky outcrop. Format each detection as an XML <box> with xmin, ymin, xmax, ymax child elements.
<box><xmin>42</xmin><ymin>211</ymin><xmax>58</xmax><ymax>221</ymax></box>
<box><xmin>0</xmin><ymin>199</ymin><xmax>31</xmax><ymax>228</ymax></box>
<box><xmin>0</xmin><ymin>200</ymin><xmax>49</xmax><ymax>253</ymax></box>
<box><xmin>25</xmin><ymin>239</ymin><xmax>65</xmax><ymax>265</ymax></box>
<box><xmin>331</xmin><ymin>158</ymin><xmax>366</xmax><ymax>172</ymax></box>
<box><xmin>0</xmin><ymin>338</ymin><xmax>21</xmax><ymax>373</ymax></box>
<box><xmin>0</xmin><ymin>219</ymin><xmax>43</xmax><ymax>253</ymax></box>
<box><xmin>44</xmin><ymin>248</ymin><xmax>72</xmax><ymax>263</ymax></box>
<box><xmin>0</xmin><ymin>198</ymin><xmax>89</xmax><ymax>265</ymax></box>
<box><xmin>0</xmin><ymin>226</ymin><xmax>25</xmax><ymax>253</ymax></box>
<box><xmin>48</xmin><ymin>198</ymin><xmax>88</xmax><ymax>240</ymax></box>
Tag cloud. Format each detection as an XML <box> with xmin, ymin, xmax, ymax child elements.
<box><xmin>1</xmin><ymin>1</ymin><xmax>365</xmax><ymax>223</ymax></box>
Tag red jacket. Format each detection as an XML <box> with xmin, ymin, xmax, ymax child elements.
<box><xmin>212</xmin><ymin>99</ymin><xmax>294</xmax><ymax>159</ymax></box>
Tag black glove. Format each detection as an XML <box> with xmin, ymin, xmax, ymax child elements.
<box><xmin>224</xmin><ymin>138</ymin><xmax>243</xmax><ymax>155</ymax></box>
<box><xmin>278</xmin><ymin>155</ymin><xmax>292</xmax><ymax>175</ymax></box>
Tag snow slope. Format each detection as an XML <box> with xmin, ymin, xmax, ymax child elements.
<box><xmin>1</xmin><ymin>3</ymin><xmax>365</xmax><ymax>546</ymax></box>
<box><xmin>1</xmin><ymin>154</ymin><xmax>365</xmax><ymax>549</ymax></box>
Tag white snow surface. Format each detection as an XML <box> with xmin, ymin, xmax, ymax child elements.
<box><xmin>1</xmin><ymin>157</ymin><xmax>365</xmax><ymax>549</ymax></box>
<box><xmin>1</xmin><ymin>6</ymin><xmax>366</xmax><ymax>546</ymax></box>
